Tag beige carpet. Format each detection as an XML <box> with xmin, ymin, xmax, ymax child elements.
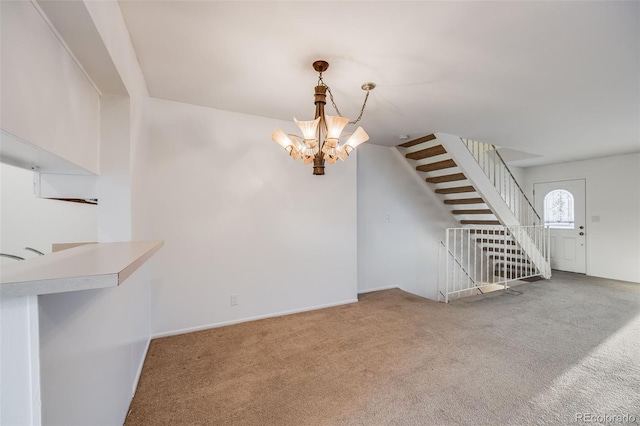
<box><xmin>126</xmin><ymin>272</ymin><xmax>640</xmax><ymax>425</ymax></box>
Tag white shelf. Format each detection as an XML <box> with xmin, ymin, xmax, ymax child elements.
<box><xmin>0</xmin><ymin>240</ymin><xmax>164</xmax><ymax>297</ymax></box>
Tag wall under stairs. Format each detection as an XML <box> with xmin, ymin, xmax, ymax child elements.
<box><xmin>357</xmin><ymin>144</ymin><xmax>458</xmax><ymax>300</ymax></box>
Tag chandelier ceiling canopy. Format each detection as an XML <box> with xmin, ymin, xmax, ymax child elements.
<box><xmin>271</xmin><ymin>60</ymin><xmax>375</xmax><ymax>175</ymax></box>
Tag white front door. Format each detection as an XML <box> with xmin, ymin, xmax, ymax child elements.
<box><xmin>534</xmin><ymin>179</ymin><xmax>586</xmax><ymax>273</ymax></box>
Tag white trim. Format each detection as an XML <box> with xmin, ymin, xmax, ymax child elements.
<box><xmin>27</xmin><ymin>295</ymin><xmax>41</xmax><ymax>426</ymax></box>
<box><xmin>131</xmin><ymin>337</ymin><xmax>151</xmax><ymax>397</ymax></box>
<box><xmin>358</xmin><ymin>285</ymin><xmax>398</xmax><ymax>294</ymax></box>
<box><xmin>152</xmin><ymin>298</ymin><xmax>359</xmax><ymax>339</ymax></box>
<box><xmin>28</xmin><ymin>0</ymin><xmax>101</xmax><ymax>95</ymax></box>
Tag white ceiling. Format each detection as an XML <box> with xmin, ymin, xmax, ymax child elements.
<box><xmin>118</xmin><ymin>1</ymin><xmax>639</xmax><ymax>167</ymax></box>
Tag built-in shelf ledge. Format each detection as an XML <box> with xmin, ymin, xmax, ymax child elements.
<box><xmin>0</xmin><ymin>240</ymin><xmax>164</xmax><ymax>298</ymax></box>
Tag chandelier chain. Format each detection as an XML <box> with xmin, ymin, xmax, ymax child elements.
<box><xmin>318</xmin><ymin>75</ymin><xmax>371</xmax><ymax>125</ymax></box>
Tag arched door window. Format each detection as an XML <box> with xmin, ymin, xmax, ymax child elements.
<box><xmin>543</xmin><ymin>189</ymin><xmax>575</xmax><ymax>229</ymax></box>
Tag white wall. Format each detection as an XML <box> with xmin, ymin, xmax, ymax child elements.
<box><xmin>357</xmin><ymin>144</ymin><xmax>457</xmax><ymax>300</ymax></box>
<box><xmin>97</xmin><ymin>95</ymin><xmax>132</xmax><ymax>242</ymax></box>
<box><xmin>522</xmin><ymin>153</ymin><xmax>640</xmax><ymax>283</ymax></box>
<box><xmin>0</xmin><ymin>295</ymin><xmax>39</xmax><ymax>426</ymax></box>
<box><xmin>0</xmin><ymin>1</ymin><xmax>100</xmax><ymax>174</ymax></box>
<box><xmin>146</xmin><ymin>97</ymin><xmax>358</xmax><ymax>336</ymax></box>
<box><xmin>38</xmin><ymin>264</ymin><xmax>152</xmax><ymax>426</ymax></box>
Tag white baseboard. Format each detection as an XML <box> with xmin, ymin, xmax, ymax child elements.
<box><xmin>131</xmin><ymin>337</ymin><xmax>151</xmax><ymax>397</ymax></box>
<box><xmin>152</xmin><ymin>298</ymin><xmax>359</xmax><ymax>339</ymax></box>
<box><xmin>358</xmin><ymin>285</ymin><xmax>398</xmax><ymax>294</ymax></box>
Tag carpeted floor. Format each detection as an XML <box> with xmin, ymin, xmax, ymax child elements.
<box><xmin>125</xmin><ymin>272</ymin><xmax>640</xmax><ymax>425</ymax></box>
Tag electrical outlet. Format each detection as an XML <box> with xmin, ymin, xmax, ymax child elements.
<box><xmin>230</xmin><ymin>294</ymin><xmax>239</xmax><ymax>306</ymax></box>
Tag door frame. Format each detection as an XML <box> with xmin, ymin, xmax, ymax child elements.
<box><xmin>533</xmin><ymin>178</ymin><xmax>588</xmax><ymax>275</ymax></box>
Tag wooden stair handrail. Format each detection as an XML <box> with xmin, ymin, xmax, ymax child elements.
<box><xmin>492</xmin><ymin>148</ymin><xmax>540</xmax><ymax>221</ymax></box>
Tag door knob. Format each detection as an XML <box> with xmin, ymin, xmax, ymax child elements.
<box><xmin>579</xmin><ymin>232</ymin><xmax>585</xmax><ymax>236</ymax></box>
<box><xmin>579</xmin><ymin>226</ymin><xmax>584</xmax><ymax>229</ymax></box>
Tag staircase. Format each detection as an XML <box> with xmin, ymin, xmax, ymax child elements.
<box><xmin>396</xmin><ymin>133</ymin><xmax>551</xmax><ymax>302</ymax></box>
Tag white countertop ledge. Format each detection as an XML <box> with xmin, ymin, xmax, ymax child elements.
<box><xmin>0</xmin><ymin>240</ymin><xmax>164</xmax><ymax>298</ymax></box>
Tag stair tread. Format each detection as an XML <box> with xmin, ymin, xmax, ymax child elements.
<box><xmin>492</xmin><ymin>256</ymin><xmax>530</xmax><ymax>262</ymax></box>
<box><xmin>470</xmin><ymin>229</ymin><xmax>506</xmax><ymax>235</ymax></box>
<box><xmin>479</xmin><ymin>239</ymin><xmax>516</xmax><ymax>245</ymax></box>
<box><xmin>484</xmin><ymin>247</ymin><xmax>522</xmax><ymax>253</ymax></box>
<box><xmin>436</xmin><ymin>185</ymin><xmax>475</xmax><ymax>194</ymax></box>
<box><xmin>426</xmin><ymin>173</ymin><xmax>467</xmax><ymax>184</ymax></box>
<box><xmin>502</xmin><ymin>263</ymin><xmax>533</xmax><ymax>269</ymax></box>
<box><xmin>416</xmin><ymin>159</ymin><xmax>456</xmax><ymax>172</ymax></box>
<box><xmin>452</xmin><ymin>209</ymin><xmax>493</xmax><ymax>215</ymax></box>
<box><xmin>444</xmin><ymin>198</ymin><xmax>485</xmax><ymax>205</ymax></box>
<box><xmin>405</xmin><ymin>145</ymin><xmax>447</xmax><ymax>160</ymax></box>
<box><xmin>398</xmin><ymin>134</ymin><xmax>436</xmax><ymax>148</ymax></box>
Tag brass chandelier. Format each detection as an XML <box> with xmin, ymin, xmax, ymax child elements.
<box><xmin>271</xmin><ymin>60</ymin><xmax>375</xmax><ymax>175</ymax></box>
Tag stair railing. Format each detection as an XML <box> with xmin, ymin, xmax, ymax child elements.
<box><xmin>440</xmin><ymin>227</ymin><xmax>496</xmax><ymax>303</ymax></box>
<box><xmin>439</xmin><ymin>225</ymin><xmax>550</xmax><ymax>303</ymax></box>
<box><xmin>438</xmin><ymin>240</ymin><xmax>482</xmax><ymax>303</ymax></box>
<box><xmin>461</xmin><ymin>139</ymin><xmax>541</xmax><ymax>227</ymax></box>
